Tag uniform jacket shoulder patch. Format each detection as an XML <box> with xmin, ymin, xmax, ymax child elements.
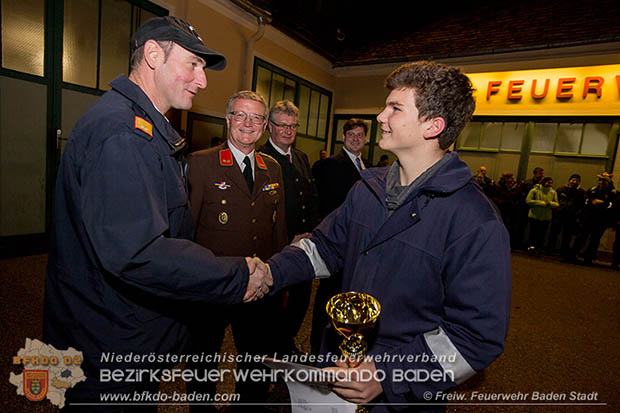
<box><xmin>134</xmin><ymin>116</ymin><xmax>153</xmax><ymax>139</ymax></box>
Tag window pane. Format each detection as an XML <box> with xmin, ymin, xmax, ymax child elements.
<box><xmin>480</xmin><ymin>122</ymin><xmax>501</xmax><ymax>149</ymax></box>
<box><xmin>284</xmin><ymin>78</ymin><xmax>295</xmax><ymax>101</ymax></box>
<box><xmin>531</xmin><ymin>123</ymin><xmax>556</xmax><ymax>152</ymax></box>
<box><xmin>269</xmin><ymin>74</ymin><xmax>285</xmax><ymax>107</ymax></box>
<box><xmin>501</xmin><ymin>122</ymin><xmax>524</xmax><ymax>150</ymax></box>
<box><xmin>1</xmin><ymin>0</ymin><xmax>45</xmax><ymax>76</ymax></box>
<box><xmin>295</xmin><ymin>136</ymin><xmax>325</xmax><ymax>165</ymax></box>
<box><xmin>298</xmin><ymin>85</ymin><xmax>310</xmax><ymax>135</ymax></box>
<box><xmin>189</xmin><ymin>118</ymin><xmax>226</xmax><ymax>152</ymax></box>
<box><xmin>100</xmin><ymin>0</ymin><xmax>131</xmax><ymax>90</ymax></box>
<box><xmin>61</xmin><ymin>88</ymin><xmax>100</xmax><ymax>154</ymax></box>
<box><xmin>307</xmin><ymin>90</ymin><xmax>320</xmax><ymax>137</ymax></box>
<box><xmin>134</xmin><ymin>7</ymin><xmax>157</xmax><ymax>28</ymax></box>
<box><xmin>459</xmin><ymin>122</ymin><xmax>481</xmax><ymax>148</ymax></box>
<box><xmin>317</xmin><ymin>93</ymin><xmax>329</xmax><ymax>139</ymax></box>
<box><xmin>555</xmin><ymin>123</ymin><xmax>582</xmax><ymax>153</ymax></box>
<box><xmin>581</xmin><ymin>123</ymin><xmax>610</xmax><ymax>156</ymax></box>
<box><xmin>255</xmin><ymin>66</ymin><xmax>271</xmax><ymax>104</ymax></box>
<box><xmin>252</xmin><ymin>61</ymin><xmax>331</xmax><ymax>141</ymax></box>
<box><xmin>63</xmin><ymin>0</ymin><xmax>99</xmax><ymax>87</ymax></box>
<box><xmin>335</xmin><ymin>119</ymin><xmax>347</xmax><ymax>142</ymax></box>
<box><xmin>1</xmin><ymin>77</ymin><xmax>47</xmax><ymax>235</ymax></box>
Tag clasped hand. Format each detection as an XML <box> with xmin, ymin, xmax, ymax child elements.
<box><xmin>324</xmin><ymin>359</ymin><xmax>383</xmax><ymax>404</ymax></box>
<box><xmin>242</xmin><ymin>257</ymin><xmax>273</xmax><ymax>302</ymax></box>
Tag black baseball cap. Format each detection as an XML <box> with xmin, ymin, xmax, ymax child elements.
<box><xmin>131</xmin><ymin>16</ymin><xmax>227</xmax><ymax>71</ymax></box>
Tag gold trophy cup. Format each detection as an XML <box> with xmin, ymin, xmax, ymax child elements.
<box><xmin>326</xmin><ymin>292</ymin><xmax>381</xmax><ymax>413</ymax></box>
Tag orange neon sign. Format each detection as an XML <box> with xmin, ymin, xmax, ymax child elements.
<box><xmin>485</xmin><ymin>76</ymin><xmax>611</xmax><ymax>100</ymax></box>
<box><xmin>467</xmin><ymin>64</ymin><xmax>620</xmax><ymax>116</ymax></box>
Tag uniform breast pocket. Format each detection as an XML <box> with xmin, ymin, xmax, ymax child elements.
<box><xmin>203</xmin><ymin>200</ymin><xmax>242</xmax><ymax>232</ymax></box>
<box><xmin>264</xmin><ymin>189</ymin><xmax>280</xmax><ymax>221</ymax></box>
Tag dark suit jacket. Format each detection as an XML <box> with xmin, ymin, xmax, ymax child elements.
<box><xmin>312</xmin><ymin>148</ymin><xmax>365</xmax><ymax>218</ymax></box>
<box><xmin>187</xmin><ymin>143</ymin><xmax>287</xmax><ymax>260</ymax></box>
<box><xmin>260</xmin><ymin>141</ymin><xmax>320</xmax><ymax>241</ymax></box>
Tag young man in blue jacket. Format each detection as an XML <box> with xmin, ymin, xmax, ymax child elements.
<box><xmin>267</xmin><ymin>61</ymin><xmax>511</xmax><ymax>411</ymax></box>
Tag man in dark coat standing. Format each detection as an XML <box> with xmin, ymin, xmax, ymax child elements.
<box><xmin>260</xmin><ymin>100</ymin><xmax>319</xmax><ymax>355</ymax></box>
<box><xmin>310</xmin><ymin>118</ymin><xmax>368</xmax><ymax>354</ymax></box>
<box><xmin>312</xmin><ymin>118</ymin><xmax>368</xmax><ymax>219</ymax></box>
<box><xmin>550</xmin><ymin>174</ymin><xmax>585</xmax><ymax>260</ymax></box>
<box><xmin>43</xmin><ymin>17</ymin><xmax>272</xmax><ymax>412</ymax></box>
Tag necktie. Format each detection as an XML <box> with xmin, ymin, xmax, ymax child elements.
<box><xmin>355</xmin><ymin>157</ymin><xmax>362</xmax><ymax>172</ymax></box>
<box><xmin>243</xmin><ymin>156</ymin><xmax>254</xmax><ymax>192</ymax></box>
<box><xmin>286</xmin><ymin>154</ymin><xmax>292</xmax><ymax>163</ymax></box>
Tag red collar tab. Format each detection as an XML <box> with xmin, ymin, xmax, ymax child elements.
<box><xmin>255</xmin><ymin>154</ymin><xmax>267</xmax><ymax>170</ymax></box>
<box><xmin>219</xmin><ymin>149</ymin><xmax>233</xmax><ymax>166</ymax></box>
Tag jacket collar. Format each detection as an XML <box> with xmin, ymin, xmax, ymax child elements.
<box><xmin>359</xmin><ymin>152</ymin><xmax>473</xmax><ymax>252</ymax></box>
<box><xmin>361</xmin><ymin>152</ymin><xmax>473</xmax><ymax>203</ymax></box>
<box><xmin>110</xmin><ymin>75</ymin><xmax>186</xmax><ymax>155</ymax></box>
<box><xmin>218</xmin><ymin>142</ymin><xmax>269</xmax><ymax>198</ymax></box>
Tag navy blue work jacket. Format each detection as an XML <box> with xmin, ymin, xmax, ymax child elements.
<box><xmin>269</xmin><ymin>153</ymin><xmax>511</xmax><ymax>411</ymax></box>
<box><xmin>43</xmin><ymin>75</ymin><xmax>249</xmax><ymax>394</ymax></box>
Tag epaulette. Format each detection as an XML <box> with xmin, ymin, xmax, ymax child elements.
<box><xmin>133</xmin><ymin>116</ymin><xmax>153</xmax><ymax>140</ymax></box>
<box><xmin>258</xmin><ymin>151</ymin><xmax>280</xmax><ymax>164</ymax></box>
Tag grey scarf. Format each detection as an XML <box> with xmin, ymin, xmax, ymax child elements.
<box><xmin>385</xmin><ymin>153</ymin><xmax>450</xmax><ymax>216</ymax></box>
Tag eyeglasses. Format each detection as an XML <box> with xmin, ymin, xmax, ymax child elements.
<box><xmin>228</xmin><ymin>111</ymin><xmax>266</xmax><ymax>125</ymax></box>
<box><xmin>270</xmin><ymin>120</ymin><xmax>300</xmax><ymax>131</ymax></box>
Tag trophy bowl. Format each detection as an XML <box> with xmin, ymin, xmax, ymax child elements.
<box><xmin>326</xmin><ymin>292</ymin><xmax>381</xmax><ymax>365</ymax></box>
<box><xmin>326</xmin><ymin>292</ymin><xmax>381</xmax><ymax>413</ymax></box>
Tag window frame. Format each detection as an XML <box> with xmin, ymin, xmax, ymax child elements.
<box><xmin>455</xmin><ymin>116</ymin><xmax>619</xmax><ymax>181</ymax></box>
<box><xmin>186</xmin><ymin>112</ymin><xmax>227</xmax><ymax>153</ymax></box>
<box><xmin>251</xmin><ymin>57</ymin><xmax>332</xmax><ymax>143</ymax></box>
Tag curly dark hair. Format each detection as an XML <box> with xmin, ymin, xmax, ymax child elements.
<box><xmin>385</xmin><ymin>61</ymin><xmax>475</xmax><ymax>150</ymax></box>
<box><xmin>343</xmin><ymin>118</ymin><xmax>368</xmax><ymax>135</ymax></box>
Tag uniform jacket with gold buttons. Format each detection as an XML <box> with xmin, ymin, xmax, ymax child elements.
<box><xmin>187</xmin><ymin>142</ymin><xmax>288</xmax><ymax>260</ymax></box>
<box><xmin>260</xmin><ymin>141</ymin><xmax>320</xmax><ymax>241</ymax></box>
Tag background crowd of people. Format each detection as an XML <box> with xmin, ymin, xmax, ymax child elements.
<box><xmin>477</xmin><ymin>166</ymin><xmax>619</xmax><ymax>267</ymax></box>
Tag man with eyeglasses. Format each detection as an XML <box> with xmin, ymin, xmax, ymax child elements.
<box><xmin>260</xmin><ymin>100</ymin><xmax>320</xmax><ymax>356</ymax></box>
<box><xmin>186</xmin><ymin>90</ymin><xmax>287</xmax><ymax>412</ymax></box>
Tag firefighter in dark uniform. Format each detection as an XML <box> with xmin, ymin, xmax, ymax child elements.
<box><xmin>260</xmin><ymin>100</ymin><xmax>319</xmax><ymax>356</ymax></box>
<box><xmin>43</xmin><ymin>17</ymin><xmax>273</xmax><ymax>413</ymax></box>
<box><xmin>186</xmin><ymin>91</ymin><xmax>287</xmax><ymax>412</ymax></box>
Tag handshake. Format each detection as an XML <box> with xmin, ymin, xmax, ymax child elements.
<box><xmin>242</xmin><ymin>257</ymin><xmax>273</xmax><ymax>303</ymax></box>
